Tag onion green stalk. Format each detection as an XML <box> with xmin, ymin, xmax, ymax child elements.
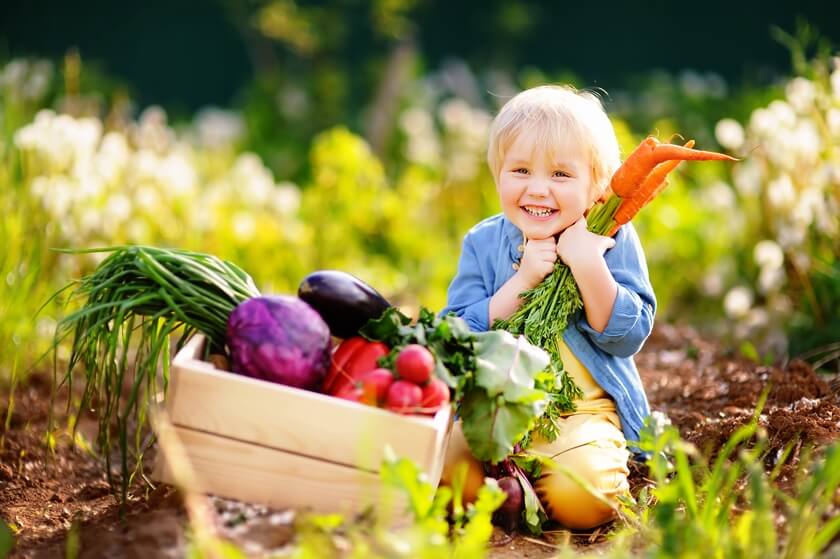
<box><xmin>48</xmin><ymin>246</ymin><xmax>260</xmax><ymax>505</ymax></box>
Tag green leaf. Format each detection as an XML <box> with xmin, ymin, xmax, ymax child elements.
<box><xmin>473</xmin><ymin>330</ymin><xmax>549</xmax><ymax>402</ymax></box>
<box><xmin>459</xmin><ymin>390</ymin><xmax>543</xmax><ymax>463</ymax></box>
<box><xmin>359</xmin><ymin>306</ymin><xmax>412</xmax><ymax>344</ymax></box>
<box><xmin>454</xmin><ymin>479</ymin><xmax>506</xmax><ymax>556</ymax></box>
<box><xmin>514</xmin><ymin>469</ymin><xmax>548</xmax><ymax>535</ymax></box>
<box><xmin>0</xmin><ymin>520</ymin><xmax>13</xmax><ymax>558</ymax></box>
<box><xmin>510</xmin><ymin>453</ymin><xmax>547</xmax><ymax>479</ymax></box>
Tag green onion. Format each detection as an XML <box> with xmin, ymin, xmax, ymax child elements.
<box><xmin>48</xmin><ymin>245</ymin><xmax>260</xmax><ymax>505</ymax></box>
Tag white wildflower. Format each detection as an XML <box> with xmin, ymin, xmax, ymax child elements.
<box><xmin>723</xmin><ymin>286</ymin><xmax>753</xmax><ymax>319</ymax></box>
<box><xmin>271</xmin><ymin>183</ymin><xmax>301</xmax><ymax>215</ymax></box>
<box><xmin>79</xmin><ymin>208</ymin><xmax>101</xmax><ymax>235</ymax></box>
<box><xmin>714</xmin><ymin>118</ymin><xmax>745</xmax><ymax>150</ymax></box>
<box><xmin>776</xmin><ymin>224</ymin><xmax>806</xmax><ymax>250</ymax></box>
<box><xmin>134</xmin><ymin>186</ymin><xmax>160</xmax><ymax>211</ymax></box>
<box><xmin>768</xmin><ymin>100</ymin><xmax>797</xmax><ymax>129</ymax></box>
<box><xmin>159</xmin><ymin>152</ymin><xmax>198</xmax><ymax>198</ymax></box>
<box><xmin>447</xmin><ymin>151</ymin><xmax>479</xmax><ymax>182</ymax></box>
<box><xmin>705</xmin><ymin>180</ymin><xmax>736</xmax><ymax>210</ymax></box>
<box><xmin>766</xmin><ymin>174</ymin><xmax>796</xmax><ymax>209</ymax></box>
<box><xmin>831</xmin><ymin>68</ymin><xmax>840</xmax><ymax>100</ymax></box>
<box><xmin>745</xmin><ymin>307</ymin><xmax>770</xmax><ymax>329</ymax></box>
<box><xmin>701</xmin><ymin>271</ymin><xmax>725</xmax><ymax>296</ymax></box>
<box><xmin>758</xmin><ymin>266</ymin><xmax>785</xmax><ymax>294</ymax></box>
<box><xmin>400</xmin><ymin>107</ymin><xmax>435</xmax><ymax>135</ymax></box>
<box><xmin>749</xmin><ymin>108</ymin><xmax>776</xmax><ymax>137</ymax></box>
<box><xmin>790</xmin><ymin>120</ymin><xmax>821</xmax><ymax>165</ymax></box>
<box><xmin>407</xmin><ymin>136</ymin><xmax>441</xmax><ymax>166</ymax></box>
<box><xmin>439</xmin><ymin>98</ymin><xmax>473</xmax><ymax>132</ymax></box>
<box><xmin>105</xmin><ymin>193</ymin><xmax>133</xmax><ymax>222</ymax></box>
<box><xmin>754</xmin><ymin>240</ymin><xmax>784</xmax><ymax>270</ymax></box>
<box><xmin>785</xmin><ymin>77</ymin><xmax>817</xmax><ymax>113</ymax></box>
<box><xmin>827</xmin><ymin>108</ymin><xmax>840</xmax><ymax>138</ymax></box>
<box><xmin>232</xmin><ymin>212</ymin><xmax>256</xmax><ymax>241</ymax></box>
<box><xmin>732</xmin><ymin>160</ymin><xmax>763</xmax><ymax>196</ymax></box>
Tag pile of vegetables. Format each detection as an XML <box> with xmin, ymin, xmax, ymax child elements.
<box><xmin>51</xmin><ymin>252</ymin><xmax>551</xmax><ymax>508</ymax></box>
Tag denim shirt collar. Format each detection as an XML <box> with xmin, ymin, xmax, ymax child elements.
<box><xmin>502</xmin><ymin>215</ymin><xmax>526</xmax><ymax>263</ymax></box>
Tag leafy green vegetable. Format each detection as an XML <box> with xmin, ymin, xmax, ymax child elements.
<box><xmin>48</xmin><ymin>245</ymin><xmax>260</xmax><ymax>505</ymax></box>
<box><xmin>360</xmin><ymin>307</ymin><xmax>475</xmax><ymax>389</ymax></box>
<box><xmin>362</xmin><ymin>308</ymin><xmax>550</xmax><ymax>463</ymax></box>
<box><xmin>459</xmin><ymin>391</ymin><xmax>543</xmax><ymax>465</ymax></box>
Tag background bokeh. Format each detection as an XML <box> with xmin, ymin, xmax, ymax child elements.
<box><xmin>1</xmin><ymin>1</ymin><xmax>839</xmax><ymax>380</ymax></box>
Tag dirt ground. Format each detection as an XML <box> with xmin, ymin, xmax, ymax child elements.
<box><xmin>2</xmin><ymin>323</ymin><xmax>839</xmax><ymax>558</ymax></box>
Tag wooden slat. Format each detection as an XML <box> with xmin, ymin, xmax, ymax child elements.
<box><xmin>154</xmin><ymin>426</ymin><xmax>408</xmax><ymax>515</ymax></box>
<box><xmin>167</xmin><ymin>335</ymin><xmax>452</xmax><ymax>477</ymax></box>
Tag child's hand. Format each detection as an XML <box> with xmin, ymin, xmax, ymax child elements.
<box><xmin>556</xmin><ymin>218</ymin><xmax>615</xmax><ymax>269</ymax></box>
<box><xmin>517</xmin><ymin>238</ymin><xmax>557</xmax><ymax>288</ymax></box>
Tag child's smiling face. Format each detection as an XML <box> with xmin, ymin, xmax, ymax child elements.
<box><xmin>497</xmin><ymin>128</ymin><xmax>593</xmax><ymax>240</ymax></box>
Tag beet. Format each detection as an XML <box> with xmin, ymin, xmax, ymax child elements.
<box><xmin>227</xmin><ymin>295</ymin><xmax>331</xmax><ymax>391</ymax></box>
<box><xmin>492</xmin><ymin>476</ymin><xmax>524</xmax><ymax>532</ymax></box>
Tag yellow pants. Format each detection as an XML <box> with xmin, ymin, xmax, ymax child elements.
<box><xmin>441</xmin><ymin>340</ymin><xmax>630</xmax><ymax>530</ymax></box>
<box><xmin>442</xmin><ymin>415</ymin><xmax>629</xmax><ymax>529</ymax></box>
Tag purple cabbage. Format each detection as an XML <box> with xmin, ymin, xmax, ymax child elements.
<box><xmin>227</xmin><ymin>295</ymin><xmax>331</xmax><ymax>391</ymax></box>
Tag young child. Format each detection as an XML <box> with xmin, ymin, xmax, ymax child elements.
<box><xmin>440</xmin><ymin>85</ymin><xmax>655</xmax><ymax>530</ymax></box>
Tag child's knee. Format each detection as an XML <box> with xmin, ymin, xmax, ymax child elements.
<box><xmin>534</xmin><ymin>445</ymin><xmax>629</xmax><ymax>530</ymax></box>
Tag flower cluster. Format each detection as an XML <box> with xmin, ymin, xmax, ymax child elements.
<box><xmin>14</xmin><ymin>106</ymin><xmax>304</xmax><ymax>282</ymax></box>
<box><xmin>716</xmin><ymin>58</ymin><xmax>840</xmax><ymax>355</ymax></box>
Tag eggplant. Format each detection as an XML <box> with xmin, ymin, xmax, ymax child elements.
<box><xmin>297</xmin><ymin>270</ymin><xmax>391</xmax><ymax>338</ymax></box>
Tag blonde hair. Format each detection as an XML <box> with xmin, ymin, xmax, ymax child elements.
<box><xmin>487</xmin><ymin>85</ymin><xmax>621</xmax><ymax>200</ymax></box>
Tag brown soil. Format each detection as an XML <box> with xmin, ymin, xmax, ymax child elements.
<box><xmin>2</xmin><ymin>323</ymin><xmax>839</xmax><ymax>558</ymax></box>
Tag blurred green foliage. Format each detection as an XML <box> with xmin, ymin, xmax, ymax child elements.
<box><xmin>0</xmin><ymin>24</ymin><xmax>838</xmax><ymax>381</ymax></box>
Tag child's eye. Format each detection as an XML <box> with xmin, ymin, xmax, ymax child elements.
<box><xmin>553</xmin><ymin>170</ymin><xmax>571</xmax><ymax>178</ymax></box>
<box><xmin>513</xmin><ymin>168</ymin><xmax>529</xmax><ymax>174</ymax></box>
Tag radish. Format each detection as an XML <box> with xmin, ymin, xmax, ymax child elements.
<box><xmin>385</xmin><ymin>380</ymin><xmax>422</xmax><ymax>414</ymax></box>
<box><xmin>359</xmin><ymin>368</ymin><xmax>395</xmax><ymax>406</ymax></box>
<box><xmin>420</xmin><ymin>377</ymin><xmax>450</xmax><ymax>413</ymax></box>
<box><xmin>395</xmin><ymin>344</ymin><xmax>435</xmax><ymax>385</ymax></box>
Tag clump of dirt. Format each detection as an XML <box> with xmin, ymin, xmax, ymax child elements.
<box><xmin>637</xmin><ymin>324</ymin><xmax>840</xmax><ymax>467</ymax></box>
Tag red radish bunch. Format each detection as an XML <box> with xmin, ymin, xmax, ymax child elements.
<box><xmin>326</xmin><ymin>339</ymin><xmax>450</xmax><ymax>415</ymax></box>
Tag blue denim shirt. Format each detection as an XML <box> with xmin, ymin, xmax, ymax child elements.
<box><xmin>441</xmin><ymin>213</ymin><xmax>654</xmax><ymax>447</ymax></box>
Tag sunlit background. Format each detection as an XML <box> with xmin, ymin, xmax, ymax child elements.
<box><xmin>1</xmin><ymin>0</ymin><xmax>839</xmax><ymax>379</ymax></box>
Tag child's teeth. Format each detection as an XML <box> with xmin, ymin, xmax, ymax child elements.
<box><xmin>525</xmin><ymin>206</ymin><xmax>552</xmax><ymax>217</ymax></box>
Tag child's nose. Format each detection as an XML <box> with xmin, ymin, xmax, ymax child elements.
<box><xmin>527</xmin><ymin>177</ymin><xmax>551</xmax><ymax>196</ymax></box>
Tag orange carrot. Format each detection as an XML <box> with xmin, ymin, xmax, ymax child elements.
<box><xmin>609</xmin><ymin>136</ymin><xmax>737</xmax><ymax>198</ymax></box>
<box><xmin>612</xmin><ymin>140</ymin><xmax>695</xmax><ymax>225</ymax></box>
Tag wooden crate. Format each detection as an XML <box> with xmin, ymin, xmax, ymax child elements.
<box><xmin>153</xmin><ymin>334</ymin><xmax>453</xmax><ymax>514</ymax></box>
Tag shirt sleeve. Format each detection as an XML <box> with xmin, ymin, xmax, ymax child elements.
<box><xmin>440</xmin><ymin>234</ymin><xmax>492</xmax><ymax>332</ymax></box>
<box><xmin>575</xmin><ymin>223</ymin><xmax>656</xmax><ymax>357</ymax></box>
